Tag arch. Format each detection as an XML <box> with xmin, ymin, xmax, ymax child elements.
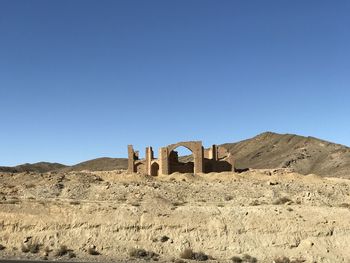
<box><xmin>150</xmin><ymin>161</ymin><xmax>159</xmax><ymax>176</ymax></box>
<box><xmin>135</xmin><ymin>162</ymin><xmax>145</xmax><ymax>174</ymax></box>
<box><xmin>166</xmin><ymin>142</ymin><xmax>198</xmax><ymax>156</ymax></box>
<box><xmin>161</xmin><ymin>141</ymin><xmax>203</xmax><ymax>174</ymax></box>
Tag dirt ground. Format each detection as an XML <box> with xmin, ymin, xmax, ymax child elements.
<box><xmin>0</xmin><ymin>169</ymin><xmax>349</xmax><ymax>263</ymax></box>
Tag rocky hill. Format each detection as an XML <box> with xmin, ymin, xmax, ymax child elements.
<box><xmin>63</xmin><ymin>157</ymin><xmax>128</xmax><ymax>172</ymax></box>
<box><xmin>221</xmin><ymin>132</ymin><xmax>350</xmax><ymax>178</ymax></box>
<box><xmin>0</xmin><ymin>162</ymin><xmax>67</xmax><ymax>173</ymax></box>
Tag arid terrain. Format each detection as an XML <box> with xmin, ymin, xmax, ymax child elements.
<box><xmin>0</xmin><ymin>168</ymin><xmax>349</xmax><ymax>263</ymax></box>
<box><xmin>1</xmin><ymin>132</ymin><xmax>350</xmax><ymax>178</ymax></box>
<box><xmin>1</xmin><ymin>132</ymin><xmax>350</xmax><ymax>262</ymax></box>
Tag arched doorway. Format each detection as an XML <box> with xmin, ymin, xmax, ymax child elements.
<box><xmin>159</xmin><ymin>141</ymin><xmax>203</xmax><ymax>175</ymax></box>
<box><xmin>168</xmin><ymin>146</ymin><xmax>194</xmax><ymax>174</ymax></box>
<box><xmin>150</xmin><ymin>162</ymin><xmax>159</xmax><ymax>176</ymax></box>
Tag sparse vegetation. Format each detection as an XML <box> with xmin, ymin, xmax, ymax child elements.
<box><xmin>160</xmin><ymin>235</ymin><xmax>169</xmax><ymax>242</ymax></box>
<box><xmin>231</xmin><ymin>256</ymin><xmax>243</xmax><ymax>263</ymax></box>
<box><xmin>180</xmin><ymin>248</ymin><xmax>210</xmax><ymax>261</ymax></box>
<box><xmin>250</xmin><ymin>200</ymin><xmax>261</xmax><ymax>206</ymax></box>
<box><xmin>129</xmin><ymin>248</ymin><xmax>158</xmax><ymax>260</ymax></box>
<box><xmin>21</xmin><ymin>242</ymin><xmax>40</xmax><ymax>254</ymax></box>
<box><xmin>54</xmin><ymin>245</ymin><xmax>68</xmax><ymax>257</ymax></box>
<box><xmin>21</xmin><ymin>244</ymin><xmax>30</xmax><ymax>253</ymax></box>
<box><xmin>87</xmin><ymin>246</ymin><xmax>100</xmax><ymax>255</ymax></box>
<box><xmin>29</xmin><ymin>243</ymin><xmax>40</xmax><ymax>253</ymax></box>
<box><xmin>231</xmin><ymin>254</ymin><xmax>258</xmax><ymax>263</ymax></box>
<box><xmin>273</xmin><ymin>256</ymin><xmax>305</xmax><ymax>263</ymax></box>
<box><xmin>1</xmin><ymin>199</ymin><xmax>20</xmax><ymax>204</ymax></box>
<box><xmin>242</xmin><ymin>254</ymin><xmax>257</xmax><ymax>263</ymax></box>
<box><xmin>274</xmin><ymin>257</ymin><xmax>291</xmax><ymax>263</ymax></box>
<box><xmin>180</xmin><ymin>248</ymin><xmax>194</xmax><ymax>259</ymax></box>
<box><xmin>0</xmin><ymin>244</ymin><xmax>5</xmax><ymax>250</ymax></box>
<box><xmin>224</xmin><ymin>195</ymin><xmax>233</xmax><ymax>201</ymax></box>
<box><xmin>339</xmin><ymin>203</ymin><xmax>350</xmax><ymax>208</ymax></box>
<box><xmin>68</xmin><ymin>251</ymin><xmax>76</xmax><ymax>258</ymax></box>
<box><xmin>172</xmin><ymin>201</ymin><xmax>186</xmax><ymax>207</ymax></box>
<box><xmin>193</xmin><ymin>252</ymin><xmax>209</xmax><ymax>261</ymax></box>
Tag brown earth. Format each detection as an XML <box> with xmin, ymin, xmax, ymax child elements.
<box><xmin>222</xmin><ymin>132</ymin><xmax>350</xmax><ymax>179</ymax></box>
<box><xmin>0</xmin><ymin>169</ymin><xmax>349</xmax><ymax>262</ymax></box>
<box><xmin>0</xmin><ymin>162</ymin><xmax>67</xmax><ymax>174</ymax></box>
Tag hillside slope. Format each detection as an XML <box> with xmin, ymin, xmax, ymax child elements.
<box><xmin>0</xmin><ymin>162</ymin><xmax>67</xmax><ymax>173</ymax></box>
<box><xmin>64</xmin><ymin>157</ymin><xmax>128</xmax><ymax>172</ymax></box>
<box><xmin>221</xmin><ymin>132</ymin><xmax>350</xmax><ymax>178</ymax></box>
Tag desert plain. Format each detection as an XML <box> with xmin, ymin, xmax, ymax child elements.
<box><xmin>0</xmin><ymin>168</ymin><xmax>349</xmax><ymax>263</ymax></box>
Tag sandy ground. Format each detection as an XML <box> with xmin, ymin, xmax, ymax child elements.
<box><xmin>0</xmin><ymin>169</ymin><xmax>350</xmax><ymax>263</ymax></box>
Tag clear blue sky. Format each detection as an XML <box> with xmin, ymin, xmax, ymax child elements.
<box><xmin>0</xmin><ymin>0</ymin><xmax>349</xmax><ymax>166</ymax></box>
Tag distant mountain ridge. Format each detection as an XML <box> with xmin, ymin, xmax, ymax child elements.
<box><xmin>1</xmin><ymin>132</ymin><xmax>349</xmax><ymax>178</ymax></box>
<box><xmin>0</xmin><ymin>162</ymin><xmax>67</xmax><ymax>173</ymax></box>
<box><xmin>221</xmin><ymin>132</ymin><xmax>350</xmax><ymax>178</ymax></box>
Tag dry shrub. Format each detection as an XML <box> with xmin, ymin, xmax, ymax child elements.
<box><xmin>172</xmin><ymin>201</ymin><xmax>186</xmax><ymax>207</ymax></box>
<box><xmin>274</xmin><ymin>257</ymin><xmax>291</xmax><ymax>263</ymax></box>
<box><xmin>180</xmin><ymin>248</ymin><xmax>194</xmax><ymax>259</ymax></box>
<box><xmin>180</xmin><ymin>248</ymin><xmax>210</xmax><ymax>261</ymax></box>
<box><xmin>242</xmin><ymin>254</ymin><xmax>257</xmax><ymax>263</ymax></box>
<box><xmin>21</xmin><ymin>242</ymin><xmax>40</xmax><ymax>254</ymax></box>
<box><xmin>1</xmin><ymin>199</ymin><xmax>20</xmax><ymax>205</ymax></box>
<box><xmin>339</xmin><ymin>203</ymin><xmax>350</xmax><ymax>208</ymax></box>
<box><xmin>29</xmin><ymin>243</ymin><xmax>40</xmax><ymax>253</ymax></box>
<box><xmin>44</xmin><ymin>246</ymin><xmax>51</xmax><ymax>253</ymax></box>
<box><xmin>273</xmin><ymin>197</ymin><xmax>292</xmax><ymax>205</ymax></box>
<box><xmin>224</xmin><ymin>195</ymin><xmax>233</xmax><ymax>201</ymax></box>
<box><xmin>193</xmin><ymin>252</ymin><xmax>209</xmax><ymax>261</ymax></box>
<box><xmin>54</xmin><ymin>245</ymin><xmax>68</xmax><ymax>257</ymax></box>
<box><xmin>160</xmin><ymin>235</ymin><xmax>169</xmax><ymax>242</ymax></box>
<box><xmin>231</xmin><ymin>256</ymin><xmax>243</xmax><ymax>262</ymax></box>
<box><xmin>87</xmin><ymin>247</ymin><xmax>100</xmax><ymax>255</ymax></box>
<box><xmin>68</xmin><ymin>251</ymin><xmax>76</xmax><ymax>258</ymax></box>
<box><xmin>21</xmin><ymin>244</ymin><xmax>30</xmax><ymax>253</ymax></box>
<box><xmin>273</xmin><ymin>257</ymin><xmax>305</xmax><ymax>263</ymax></box>
<box><xmin>129</xmin><ymin>248</ymin><xmax>158</xmax><ymax>260</ymax></box>
<box><xmin>250</xmin><ymin>200</ymin><xmax>261</xmax><ymax>206</ymax></box>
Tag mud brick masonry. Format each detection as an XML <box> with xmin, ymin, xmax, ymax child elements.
<box><xmin>128</xmin><ymin>141</ymin><xmax>235</xmax><ymax>176</ymax></box>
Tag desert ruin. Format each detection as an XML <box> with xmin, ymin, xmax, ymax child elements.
<box><xmin>127</xmin><ymin>141</ymin><xmax>235</xmax><ymax>176</ymax></box>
